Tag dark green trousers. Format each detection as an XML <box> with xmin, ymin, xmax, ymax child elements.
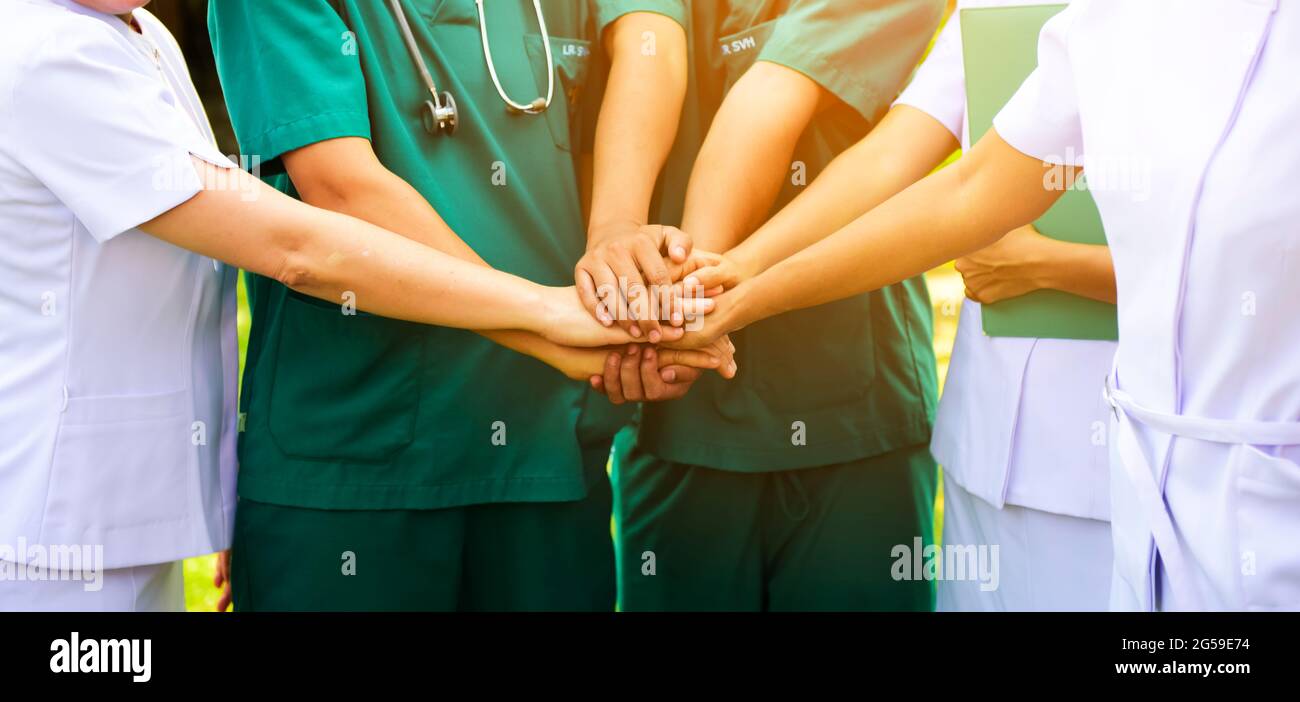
<box><xmin>613</xmin><ymin>431</ymin><xmax>937</xmax><ymax>611</ymax></box>
<box><xmin>231</xmin><ymin>454</ymin><xmax>615</xmax><ymax>612</ymax></box>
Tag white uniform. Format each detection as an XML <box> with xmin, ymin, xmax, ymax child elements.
<box><xmin>895</xmin><ymin>0</ymin><xmax>1115</xmax><ymax>611</ymax></box>
<box><xmin>0</xmin><ymin>1</ymin><xmax>238</xmax><ymax>611</ymax></box>
<box><xmin>996</xmin><ymin>0</ymin><xmax>1300</xmax><ymax>611</ymax></box>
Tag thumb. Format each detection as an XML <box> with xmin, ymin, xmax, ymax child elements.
<box><xmin>683</xmin><ymin>265</ymin><xmax>732</xmax><ymax>293</ymax></box>
<box><xmin>662</xmin><ymin>226</ymin><xmax>693</xmax><ymax>263</ymax></box>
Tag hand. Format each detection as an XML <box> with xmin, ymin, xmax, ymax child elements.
<box><xmin>576</xmin><ymin>222</ymin><xmax>693</xmax><ymax>342</ymax></box>
<box><xmin>213</xmin><ymin>550</ymin><xmax>232</xmax><ymax>612</ymax></box>
<box><xmin>541</xmin><ymin>285</ymin><xmax>709</xmax><ymax>348</ymax></box>
<box><xmin>591</xmin><ymin>336</ymin><xmax>738</xmax><ymax>404</ymax></box>
<box><xmin>954</xmin><ymin>224</ymin><xmax>1052</xmax><ymax>305</ymax></box>
<box><xmin>664</xmin><ymin>285</ymin><xmax>750</xmax><ymax>351</ymax></box>
<box><xmin>674</xmin><ymin>249</ymin><xmax>755</xmax><ymax>293</ymax></box>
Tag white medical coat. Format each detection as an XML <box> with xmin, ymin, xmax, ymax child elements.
<box><xmin>0</xmin><ymin>0</ymin><xmax>238</xmax><ymax>569</ymax></box>
<box><xmin>995</xmin><ymin>0</ymin><xmax>1300</xmax><ymax>611</ymax></box>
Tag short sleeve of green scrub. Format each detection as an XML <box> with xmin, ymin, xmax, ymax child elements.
<box><xmin>593</xmin><ymin>0</ymin><xmax>688</xmax><ymax>36</ymax></box>
<box><xmin>758</xmin><ymin>0</ymin><xmax>944</xmax><ymax>123</ymax></box>
<box><xmin>208</xmin><ymin>0</ymin><xmax>371</xmax><ymax>173</ymax></box>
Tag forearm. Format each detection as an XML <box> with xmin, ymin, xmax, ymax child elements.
<box><xmin>737</xmin><ymin>131</ymin><xmax>1069</xmax><ymax>323</ymax></box>
<box><xmin>680</xmin><ymin>62</ymin><xmax>822</xmax><ymax>252</ymax></box>
<box><xmin>293</xmin><ymin>150</ymin><xmax>486</xmax><ymax>264</ymax></box>
<box><xmin>1038</xmin><ymin>240</ymin><xmax>1117</xmax><ymax>304</ymax></box>
<box><xmin>588</xmin><ymin>12</ymin><xmax>687</xmax><ymax>240</ymax></box>
<box><xmin>144</xmin><ymin>162</ymin><xmax>557</xmax><ymax>333</ymax></box>
<box><xmin>290</xmin><ymin>144</ymin><xmax>566</xmax><ymax>358</ymax></box>
<box><xmin>729</xmin><ymin>104</ymin><xmax>958</xmax><ymax>275</ymax></box>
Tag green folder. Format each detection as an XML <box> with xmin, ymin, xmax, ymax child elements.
<box><xmin>961</xmin><ymin>5</ymin><xmax>1118</xmax><ymax>341</ymax></box>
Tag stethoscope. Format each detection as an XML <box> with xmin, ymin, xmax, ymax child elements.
<box><xmin>387</xmin><ymin>0</ymin><xmax>555</xmax><ymax>137</ymax></box>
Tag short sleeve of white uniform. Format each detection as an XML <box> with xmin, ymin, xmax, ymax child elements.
<box><xmin>10</xmin><ymin>25</ymin><xmax>233</xmax><ymax>243</ymax></box>
<box><xmin>893</xmin><ymin>13</ymin><xmax>965</xmax><ymax>140</ymax></box>
<box><xmin>991</xmin><ymin>3</ymin><xmax>1083</xmax><ymax>166</ymax></box>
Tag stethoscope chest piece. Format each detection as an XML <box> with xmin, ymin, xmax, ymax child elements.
<box><xmin>424</xmin><ymin>91</ymin><xmax>459</xmax><ymax>136</ymax></box>
<box><xmin>389</xmin><ymin>0</ymin><xmax>552</xmax><ymax>138</ymax></box>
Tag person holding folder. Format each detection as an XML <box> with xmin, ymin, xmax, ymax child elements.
<box><xmin>676</xmin><ymin>0</ymin><xmax>1300</xmax><ymax>611</ymax></box>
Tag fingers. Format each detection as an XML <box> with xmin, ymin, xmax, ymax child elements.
<box><xmin>575</xmin><ymin>268</ymin><xmax>613</xmax><ymax>327</ymax></box>
<box><xmin>619</xmin><ymin>346</ymin><xmax>645</xmax><ymax>401</ymax></box>
<box><xmin>676</xmin><ymin>295</ymin><xmax>716</xmax><ymax>328</ymax></box>
<box><xmin>656</xmin><ymin>347</ymin><xmax>722</xmax><ymax>371</ymax></box>
<box><xmin>586</xmin><ymin>261</ymin><xmax>624</xmax><ymax>332</ymax></box>
<box><xmin>661</xmin><ymin>226</ymin><xmax>693</xmax><ymax>263</ymax></box>
<box><xmin>601</xmin><ymin>351</ymin><xmax>626</xmax><ymax>404</ymax></box>
<box><xmin>709</xmin><ymin>336</ymin><xmax>738</xmax><ymax>379</ymax></box>
<box><xmin>683</xmin><ymin>265</ymin><xmax>732</xmax><ymax>293</ymax></box>
<box><xmin>638</xmin><ymin>348</ymin><xmax>672</xmax><ymax>401</ymax></box>
<box><xmin>659</xmin><ymin>365</ymin><xmax>702</xmax><ymax>385</ymax></box>
<box><xmin>606</xmin><ymin>249</ymin><xmax>655</xmax><ymax>340</ymax></box>
<box><xmin>631</xmin><ymin>239</ymin><xmax>672</xmax><ymax>343</ymax></box>
<box><xmin>633</xmin><ymin>237</ymin><xmax>673</xmax><ymax>292</ymax></box>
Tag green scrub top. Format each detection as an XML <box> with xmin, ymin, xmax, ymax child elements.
<box><xmin>639</xmin><ymin>0</ymin><xmax>946</xmax><ymax>472</ymax></box>
<box><xmin>208</xmin><ymin>0</ymin><xmax>679</xmax><ymax>510</ymax></box>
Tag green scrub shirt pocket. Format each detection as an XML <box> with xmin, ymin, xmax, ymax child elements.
<box><xmin>524</xmin><ymin>33</ymin><xmax>593</xmax><ymax>152</ymax></box>
<box><xmin>717</xmin><ymin>19</ymin><xmax>780</xmax><ymax>94</ymax></box>
<box><xmin>267</xmin><ymin>292</ymin><xmax>425</xmax><ymax>462</ymax></box>
<box><xmin>417</xmin><ymin>0</ymin><xmax>477</xmax><ymax>25</ymax></box>
<box><xmin>746</xmin><ymin>296</ymin><xmax>877</xmax><ymax>413</ymax></box>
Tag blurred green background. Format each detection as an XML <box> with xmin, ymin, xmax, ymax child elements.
<box><xmin>154</xmin><ymin>0</ymin><xmax>963</xmax><ymax>611</ymax></box>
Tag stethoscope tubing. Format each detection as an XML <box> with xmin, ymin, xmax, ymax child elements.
<box><xmin>476</xmin><ymin>0</ymin><xmax>555</xmax><ymax>115</ymax></box>
<box><xmin>388</xmin><ymin>0</ymin><xmax>445</xmax><ymax>110</ymax></box>
<box><xmin>388</xmin><ymin>0</ymin><xmax>556</xmax><ymax>136</ymax></box>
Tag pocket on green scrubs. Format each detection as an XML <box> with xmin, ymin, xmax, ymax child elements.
<box><xmin>524</xmin><ymin>33</ymin><xmax>592</xmax><ymax>152</ymax></box>
<box><xmin>746</xmin><ymin>296</ymin><xmax>876</xmax><ymax>412</ymax></box>
<box><xmin>717</xmin><ymin>19</ymin><xmax>779</xmax><ymax>90</ymax></box>
<box><xmin>417</xmin><ymin>0</ymin><xmax>477</xmax><ymax>25</ymax></box>
<box><xmin>267</xmin><ymin>292</ymin><xmax>425</xmax><ymax>462</ymax></box>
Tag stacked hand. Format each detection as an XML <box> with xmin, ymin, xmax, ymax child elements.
<box><xmin>572</xmin><ymin>221</ymin><xmax>741</xmax><ymax>402</ymax></box>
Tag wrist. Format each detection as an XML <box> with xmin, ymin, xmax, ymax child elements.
<box><xmin>727</xmin><ymin>245</ymin><xmax>764</xmax><ymax>283</ymax></box>
<box><xmin>1023</xmin><ymin>235</ymin><xmax>1066</xmax><ymax>291</ymax></box>
<box><xmin>533</xmin><ymin>285</ymin><xmax>564</xmax><ymax>340</ymax></box>
<box><xmin>726</xmin><ymin>279</ymin><xmax>765</xmax><ymax>331</ymax></box>
<box><xmin>586</xmin><ymin>215</ymin><xmax>646</xmax><ymax>249</ymax></box>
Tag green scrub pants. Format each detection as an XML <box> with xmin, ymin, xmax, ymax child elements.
<box><xmin>230</xmin><ymin>452</ymin><xmax>615</xmax><ymax>612</ymax></box>
<box><xmin>613</xmin><ymin>435</ymin><xmax>938</xmax><ymax>612</ymax></box>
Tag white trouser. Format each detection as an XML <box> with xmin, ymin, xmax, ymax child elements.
<box><xmin>937</xmin><ymin>476</ymin><xmax>1112</xmax><ymax>612</ymax></box>
<box><xmin>0</xmin><ymin>560</ymin><xmax>184</xmax><ymax>612</ymax></box>
<box><xmin>1106</xmin><ymin>378</ymin><xmax>1300</xmax><ymax>612</ymax></box>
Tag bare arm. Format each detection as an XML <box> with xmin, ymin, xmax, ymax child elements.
<box><xmin>582</xmin><ymin>12</ymin><xmax>737</xmax><ymax>399</ymax></box>
<box><xmin>680</xmin><ymin>61</ymin><xmax>827</xmax><ymax>252</ymax></box>
<box><xmin>588</xmin><ymin>12</ymin><xmax>688</xmax><ymax>239</ymax></box>
<box><xmin>281</xmin><ymin>137</ymin><xmax>630</xmax><ymax>379</ymax></box>
<box><xmin>578</xmin><ymin>12</ymin><xmax>691</xmax><ymax>340</ymax></box>
<box><xmin>726</xmin><ymin>104</ymin><xmax>958</xmax><ymax>277</ymax></box>
<box><xmin>140</xmin><ymin>157</ymin><xmax>634</xmax><ymax>348</ymax></box>
<box><xmin>689</xmin><ymin>129</ymin><xmax>1076</xmax><ymax>342</ymax></box>
<box><xmin>955</xmin><ymin>224</ymin><xmax>1117</xmax><ymax>305</ymax></box>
